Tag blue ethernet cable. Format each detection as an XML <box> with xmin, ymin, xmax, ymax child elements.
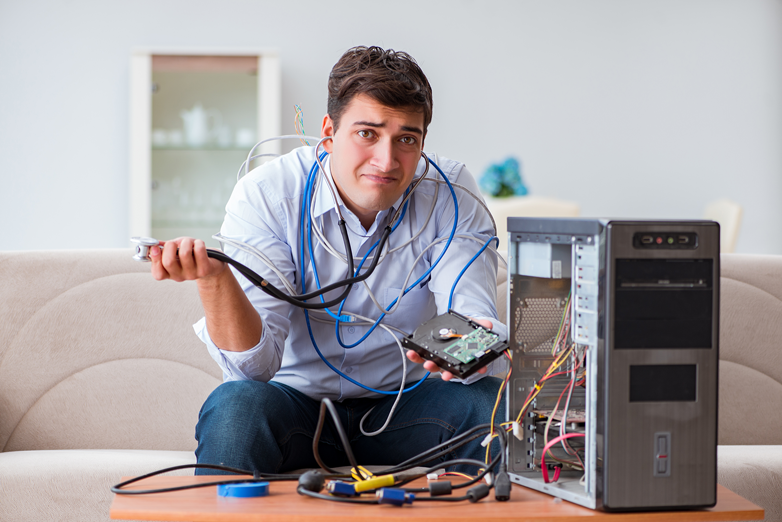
<box><xmin>448</xmin><ymin>235</ymin><xmax>499</xmax><ymax>310</ymax></box>
<box><xmin>301</xmin><ymin>157</ymin><xmax>477</xmax><ymax>395</ymax></box>
<box><xmin>332</xmin><ymin>158</ymin><xmax>459</xmax><ymax>349</ymax></box>
<box><xmin>297</xmin><ymin>152</ymin><xmax>431</xmax><ymax>394</ymax></box>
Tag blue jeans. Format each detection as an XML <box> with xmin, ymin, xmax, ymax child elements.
<box><xmin>194</xmin><ymin>377</ymin><xmax>506</xmax><ymax>475</ymax></box>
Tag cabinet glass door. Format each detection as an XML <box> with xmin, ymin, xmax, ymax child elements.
<box><xmin>129</xmin><ymin>50</ymin><xmax>280</xmax><ymax>249</ymax></box>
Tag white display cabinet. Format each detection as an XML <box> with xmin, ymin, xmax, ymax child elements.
<box><xmin>129</xmin><ymin>49</ymin><xmax>280</xmax><ymax>247</ymax></box>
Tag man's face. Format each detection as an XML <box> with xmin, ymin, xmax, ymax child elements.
<box><xmin>321</xmin><ymin>94</ymin><xmax>425</xmax><ymax>229</ymax></box>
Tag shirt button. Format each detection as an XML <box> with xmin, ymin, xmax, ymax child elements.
<box><xmin>348</xmin><ymin>327</ymin><xmax>356</xmax><ymax>334</ymax></box>
<box><xmin>344</xmin><ymin>367</ymin><xmax>353</xmax><ymax>374</ymax></box>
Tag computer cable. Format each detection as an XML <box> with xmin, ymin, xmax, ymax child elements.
<box><xmin>558</xmin><ymin>348</ymin><xmax>585</xmax><ymax>465</ymax></box>
<box><xmin>326</xmin><ymin>156</ymin><xmax>459</xmax><ymax>347</ymax></box>
<box><xmin>111</xmin><ymin>463</ymin><xmax>299</xmax><ymax>495</ymax></box>
<box><xmin>112</xmin><ymin>413</ymin><xmax>509</xmax><ymax>503</ymax></box>
<box><xmin>312</xmin><ymin>397</ymin><xmax>507</xmax><ymax>480</ymax></box>
<box><xmin>379</xmin><ymin>423</ymin><xmax>507</xmax><ymax>477</ymax></box>
<box><xmin>309</xmin><ymin>168</ymin><xmax>499</xmax><ymax>269</ymax></box>
<box><xmin>447</xmin><ymin>235</ymin><xmax>499</xmax><ymax>310</ymax></box>
<box><xmin>540</xmin><ymin>432</ymin><xmax>586</xmax><ymax>483</ymax></box>
<box><xmin>484</xmin><ymin>351</ymin><xmax>513</xmax><ymax>465</ymax></box>
<box><xmin>237</xmin><ymin>134</ymin><xmax>321</xmax><ymax>181</ymax></box>
<box><xmin>357</xmin><ymin>328</ymin><xmax>410</xmax><ymax>437</ymax></box>
<box><xmin>298</xmin><ymin>156</ymin><xmax>461</xmax><ymax>398</ymax></box>
<box><xmin>312</xmin><ymin>397</ymin><xmax>359</xmax><ymax>475</ymax></box>
<box><xmin>306</xmin><ymin>430</ymin><xmax>507</xmax><ymax>503</ymax></box>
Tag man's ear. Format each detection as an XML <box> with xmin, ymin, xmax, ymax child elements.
<box><xmin>321</xmin><ymin>114</ymin><xmax>335</xmax><ymax>153</ymax></box>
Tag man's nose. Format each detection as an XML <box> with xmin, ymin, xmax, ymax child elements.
<box><xmin>370</xmin><ymin>141</ymin><xmax>398</xmax><ymax>172</ymax></box>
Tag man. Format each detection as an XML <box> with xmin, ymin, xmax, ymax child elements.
<box><xmin>150</xmin><ymin>46</ymin><xmax>507</xmax><ymax>474</ymax></box>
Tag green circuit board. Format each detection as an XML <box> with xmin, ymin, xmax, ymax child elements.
<box><xmin>444</xmin><ymin>328</ymin><xmax>501</xmax><ymax>364</ymax></box>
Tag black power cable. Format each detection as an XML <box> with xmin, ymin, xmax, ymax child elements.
<box><xmin>111</xmin><ymin>464</ymin><xmax>299</xmax><ymax>495</ymax></box>
<box><xmin>205</xmin><ymin>221</ymin><xmax>392</xmax><ymax>310</ymax></box>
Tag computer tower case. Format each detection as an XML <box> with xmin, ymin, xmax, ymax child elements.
<box><xmin>505</xmin><ymin>218</ymin><xmax>718</xmax><ymax>510</ymax></box>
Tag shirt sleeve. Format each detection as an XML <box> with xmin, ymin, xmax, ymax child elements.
<box><xmin>425</xmin><ymin>160</ymin><xmax>510</xmax><ymax>383</ymax></box>
<box><xmin>192</xmin><ymin>166</ymin><xmax>299</xmax><ymax>382</ymax></box>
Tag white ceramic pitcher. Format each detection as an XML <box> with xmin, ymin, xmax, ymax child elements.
<box><xmin>180</xmin><ymin>104</ymin><xmax>221</xmax><ymax>148</ymax></box>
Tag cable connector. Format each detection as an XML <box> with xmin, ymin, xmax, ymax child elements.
<box><xmin>353</xmin><ymin>474</ymin><xmax>396</xmax><ymax>493</ymax></box>
<box><xmin>326</xmin><ymin>480</ymin><xmax>357</xmax><ymax>497</ymax></box>
<box><xmin>466</xmin><ymin>483</ymin><xmax>490</xmax><ymax>503</ymax></box>
<box><xmin>494</xmin><ymin>471</ymin><xmax>511</xmax><ymax>502</ymax></box>
<box><xmin>351</xmin><ymin>465</ymin><xmax>374</xmax><ymax>481</ymax></box>
<box><xmin>512</xmin><ymin>422</ymin><xmax>523</xmax><ymax>441</ymax></box>
<box><xmin>426</xmin><ymin>468</ymin><xmax>445</xmax><ymax>480</ymax></box>
<box><xmin>428</xmin><ymin>480</ymin><xmax>452</xmax><ymax>497</ymax></box>
<box><xmin>376</xmin><ymin>488</ymin><xmax>415</xmax><ymax>506</ymax></box>
<box><xmin>480</xmin><ymin>433</ymin><xmax>493</xmax><ymax>447</ymax></box>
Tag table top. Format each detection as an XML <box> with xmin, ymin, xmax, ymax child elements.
<box><xmin>110</xmin><ymin>476</ymin><xmax>764</xmax><ymax>522</ymax></box>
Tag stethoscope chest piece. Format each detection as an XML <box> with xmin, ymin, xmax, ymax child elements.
<box><xmin>131</xmin><ymin>236</ymin><xmax>160</xmax><ymax>262</ymax></box>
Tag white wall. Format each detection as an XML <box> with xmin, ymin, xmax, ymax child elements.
<box><xmin>1</xmin><ymin>0</ymin><xmax>780</xmax><ymax>253</ymax></box>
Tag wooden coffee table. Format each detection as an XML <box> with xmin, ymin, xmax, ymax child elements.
<box><xmin>110</xmin><ymin>475</ymin><xmax>763</xmax><ymax>522</ymax></box>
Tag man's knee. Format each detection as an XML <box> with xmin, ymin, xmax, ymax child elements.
<box><xmin>196</xmin><ymin>380</ymin><xmax>281</xmax><ymax>442</ymax></box>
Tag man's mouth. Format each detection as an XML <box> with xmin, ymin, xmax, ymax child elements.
<box><xmin>362</xmin><ymin>174</ymin><xmax>397</xmax><ymax>185</ymax></box>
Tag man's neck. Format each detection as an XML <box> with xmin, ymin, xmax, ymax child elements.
<box><xmin>356</xmin><ymin>211</ymin><xmax>379</xmax><ymax>232</ymax></box>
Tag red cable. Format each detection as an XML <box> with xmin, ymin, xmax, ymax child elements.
<box><xmin>540</xmin><ymin>433</ymin><xmax>585</xmax><ymax>483</ymax></box>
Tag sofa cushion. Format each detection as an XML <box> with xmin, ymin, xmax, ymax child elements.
<box><xmin>0</xmin><ymin>249</ymin><xmax>221</xmax><ymax>452</ymax></box>
<box><xmin>0</xmin><ymin>449</ymin><xmax>195</xmax><ymax>522</ymax></box>
<box><xmin>719</xmin><ymin>255</ymin><xmax>782</xmax><ymax>445</ymax></box>
<box><xmin>718</xmin><ymin>445</ymin><xmax>782</xmax><ymax>522</ymax></box>
<box><xmin>4</xmin><ymin>359</ymin><xmax>218</xmax><ymax>452</ymax></box>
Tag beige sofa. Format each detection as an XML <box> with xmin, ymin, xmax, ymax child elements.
<box><xmin>0</xmin><ymin>249</ymin><xmax>779</xmax><ymax>521</ymax></box>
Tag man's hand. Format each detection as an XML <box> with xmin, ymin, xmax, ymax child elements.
<box><xmin>149</xmin><ymin>237</ymin><xmax>226</xmax><ymax>282</ymax></box>
<box><xmin>405</xmin><ymin>318</ymin><xmax>494</xmax><ymax>381</ymax></box>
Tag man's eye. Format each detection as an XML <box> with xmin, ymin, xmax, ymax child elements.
<box><xmin>357</xmin><ymin>130</ymin><xmax>374</xmax><ymax>138</ymax></box>
<box><xmin>400</xmin><ymin>136</ymin><xmax>417</xmax><ymax>145</ymax></box>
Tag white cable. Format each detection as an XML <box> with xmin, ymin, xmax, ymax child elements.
<box><xmin>318</xmin><ymin>232</ymin><xmax>505</xmax><ymax>319</ymax></box>
<box><xmin>308</xmin><ymin>172</ymin><xmax>497</xmax><ymax>268</ymax></box>
<box><xmin>358</xmin><ymin>327</ymin><xmax>408</xmax><ymax>437</ymax></box>
<box><xmin>420</xmin><ymin>178</ymin><xmax>498</xmax><ymax>238</ymax></box>
<box><xmin>309</xmin><ymin>173</ymin><xmax>439</xmax><ymax>266</ymax></box>
<box><xmin>383</xmin><ymin>233</ymin><xmax>507</xmax><ymax>316</ymax></box>
<box><xmin>236</xmin><ymin>154</ymin><xmax>280</xmax><ymax>180</ymax></box>
<box><xmin>308</xmin><ymin>312</ymin><xmax>410</xmax><ymax>337</ymax></box>
<box><xmin>238</xmin><ymin>135</ymin><xmax>325</xmax><ymax>180</ymax></box>
<box><xmin>212</xmin><ymin>233</ymin><xmax>297</xmax><ymax>295</ymax></box>
<box><xmin>306</xmin><ymin>164</ymin><xmax>505</xmax><ymax>317</ymax></box>
<box><xmin>306</xmin><ymin>310</ymin><xmax>412</xmax><ymax>437</ymax></box>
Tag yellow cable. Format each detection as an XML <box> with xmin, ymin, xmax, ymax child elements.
<box><xmin>485</xmin><ymin>359</ymin><xmax>513</xmax><ymax>464</ymax></box>
<box><xmin>351</xmin><ymin>465</ymin><xmax>375</xmax><ymax>481</ymax></box>
<box><xmin>353</xmin><ymin>474</ymin><xmax>396</xmax><ymax>493</ymax></box>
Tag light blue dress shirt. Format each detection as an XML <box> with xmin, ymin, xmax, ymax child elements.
<box><xmin>194</xmin><ymin>145</ymin><xmax>507</xmax><ymax>400</ymax></box>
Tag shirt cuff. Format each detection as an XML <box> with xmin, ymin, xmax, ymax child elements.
<box><xmin>192</xmin><ymin>317</ymin><xmax>268</xmax><ymax>382</ymax></box>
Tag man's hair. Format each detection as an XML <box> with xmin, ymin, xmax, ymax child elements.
<box><xmin>327</xmin><ymin>46</ymin><xmax>433</xmax><ymax>134</ymax></box>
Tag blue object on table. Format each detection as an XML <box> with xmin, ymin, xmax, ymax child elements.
<box><xmin>217</xmin><ymin>482</ymin><xmax>269</xmax><ymax>498</ymax></box>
